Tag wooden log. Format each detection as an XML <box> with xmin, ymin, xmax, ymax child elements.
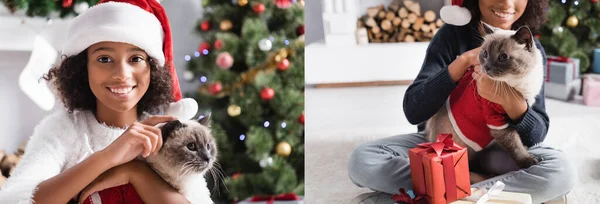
<box><xmin>414</xmin><ymin>31</ymin><xmax>422</xmax><ymax>41</ymax></box>
<box><xmin>377</xmin><ymin>10</ymin><xmax>386</xmax><ymax>20</ymax></box>
<box><xmin>390</xmin><ymin>31</ymin><xmax>400</xmax><ymax>42</ymax></box>
<box><xmin>1</xmin><ymin>154</ymin><xmax>18</xmax><ymax>177</ymax></box>
<box><xmin>404</xmin><ymin>34</ymin><xmax>415</xmax><ymax>42</ymax></box>
<box><xmin>374</xmin><ymin>32</ymin><xmax>383</xmax><ymax>39</ymax></box>
<box><xmin>371</xmin><ymin>39</ymin><xmax>383</xmax><ymax>43</ymax></box>
<box><xmin>371</xmin><ymin>26</ymin><xmax>381</xmax><ymax>34</ymax></box>
<box><xmin>408</xmin><ymin>13</ymin><xmax>418</xmax><ymax>23</ymax></box>
<box><xmin>436</xmin><ymin>19</ymin><xmax>444</xmax><ymax>27</ymax></box>
<box><xmin>386</xmin><ymin>11</ymin><xmax>396</xmax><ymax>20</ymax></box>
<box><xmin>398</xmin><ymin>29</ymin><xmax>408</xmax><ymax>41</ymax></box>
<box><xmin>382</xmin><ymin>33</ymin><xmax>390</xmax><ymax>41</ymax></box>
<box><xmin>392</xmin><ymin>17</ymin><xmax>402</xmax><ymax>26</ymax></box>
<box><xmin>368</xmin><ymin>29</ymin><xmax>375</xmax><ymax>42</ymax></box>
<box><xmin>388</xmin><ymin>4</ymin><xmax>401</xmax><ymax>12</ymax></box>
<box><xmin>398</xmin><ymin>7</ymin><xmax>408</xmax><ymax>18</ymax></box>
<box><xmin>424</xmin><ymin>10</ymin><xmax>436</xmax><ymax>22</ymax></box>
<box><xmin>367</xmin><ymin>5</ymin><xmax>383</xmax><ymax>17</ymax></box>
<box><xmin>421</xmin><ymin>23</ymin><xmax>431</xmax><ymax>32</ymax></box>
<box><xmin>357</xmin><ymin>19</ymin><xmax>365</xmax><ymax>28</ymax></box>
<box><xmin>423</xmin><ymin>32</ymin><xmax>434</xmax><ymax>39</ymax></box>
<box><xmin>412</xmin><ymin>17</ymin><xmax>425</xmax><ymax>31</ymax></box>
<box><xmin>365</xmin><ymin>17</ymin><xmax>377</xmax><ymax>28</ymax></box>
<box><xmin>404</xmin><ymin>0</ymin><xmax>421</xmax><ymax>16</ymax></box>
<box><xmin>401</xmin><ymin>19</ymin><xmax>411</xmax><ymax>29</ymax></box>
<box><xmin>381</xmin><ymin>19</ymin><xmax>393</xmax><ymax>31</ymax></box>
<box><xmin>429</xmin><ymin>23</ymin><xmax>437</xmax><ymax>32</ymax></box>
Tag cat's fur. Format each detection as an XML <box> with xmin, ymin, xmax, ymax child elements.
<box><xmin>425</xmin><ymin>25</ymin><xmax>544</xmax><ymax>168</ymax></box>
<box><xmin>143</xmin><ymin>114</ymin><xmax>217</xmax><ymax>204</ymax></box>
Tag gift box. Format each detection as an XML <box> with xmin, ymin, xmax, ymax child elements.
<box><xmin>451</xmin><ymin>181</ymin><xmax>532</xmax><ymax>204</ymax></box>
<box><xmin>407</xmin><ymin>134</ymin><xmax>471</xmax><ymax>204</ymax></box>
<box><xmin>546</xmin><ymin>56</ymin><xmax>580</xmax><ymax>84</ymax></box>
<box><xmin>237</xmin><ymin>193</ymin><xmax>304</xmax><ymax>204</ymax></box>
<box><xmin>593</xmin><ymin>49</ymin><xmax>600</xmax><ymax>74</ymax></box>
<box><xmin>583</xmin><ymin>74</ymin><xmax>600</xmax><ymax>106</ymax></box>
<box><xmin>544</xmin><ymin>78</ymin><xmax>582</xmax><ymax>101</ymax></box>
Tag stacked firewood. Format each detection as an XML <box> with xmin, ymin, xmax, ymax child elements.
<box><xmin>357</xmin><ymin>0</ymin><xmax>444</xmax><ymax>43</ymax></box>
<box><xmin>0</xmin><ymin>140</ymin><xmax>27</xmax><ymax>188</ymax></box>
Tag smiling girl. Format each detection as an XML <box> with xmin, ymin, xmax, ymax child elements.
<box><xmin>348</xmin><ymin>0</ymin><xmax>576</xmax><ymax>203</ymax></box>
<box><xmin>0</xmin><ymin>0</ymin><xmax>198</xmax><ymax>203</ymax></box>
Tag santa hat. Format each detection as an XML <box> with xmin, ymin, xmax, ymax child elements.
<box><xmin>440</xmin><ymin>0</ymin><xmax>472</xmax><ymax>26</ymax></box>
<box><xmin>61</xmin><ymin>0</ymin><xmax>198</xmax><ymax>119</ymax></box>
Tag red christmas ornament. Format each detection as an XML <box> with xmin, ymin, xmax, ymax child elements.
<box><xmin>260</xmin><ymin>87</ymin><xmax>275</xmax><ymax>100</ymax></box>
<box><xmin>63</xmin><ymin>0</ymin><xmax>73</xmax><ymax>8</ymax></box>
<box><xmin>216</xmin><ymin>52</ymin><xmax>234</xmax><ymax>69</ymax></box>
<box><xmin>592</xmin><ymin>0</ymin><xmax>598</xmax><ymax>3</ymax></box>
<box><xmin>274</xmin><ymin>0</ymin><xmax>293</xmax><ymax>8</ymax></box>
<box><xmin>208</xmin><ymin>83</ymin><xmax>222</xmax><ymax>95</ymax></box>
<box><xmin>232</xmin><ymin>172</ymin><xmax>241</xmax><ymax>180</ymax></box>
<box><xmin>200</xmin><ymin>20</ymin><xmax>211</xmax><ymax>31</ymax></box>
<box><xmin>277</xmin><ymin>58</ymin><xmax>290</xmax><ymax>71</ymax></box>
<box><xmin>198</xmin><ymin>42</ymin><xmax>210</xmax><ymax>54</ymax></box>
<box><xmin>253</xmin><ymin>3</ymin><xmax>266</xmax><ymax>14</ymax></box>
<box><xmin>297</xmin><ymin>25</ymin><xmax>304</xmax><ymax>35</ymax></box>
<box><xmin>298</xmin><ymin>113</ymin><xmax>304</xmax><ymax>124</ymax></box>
<box><xmin>214</xmin><ymin>39</ymin><xmax>223</xmax><ymax>50</ymax></box>
<box><xmin>535</xmin><ymin>34</ymin><xmax>541</xmax><ymax>39</ymax></box>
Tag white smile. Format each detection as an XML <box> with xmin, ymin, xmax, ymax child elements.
<box><xmin>107</xmin><ymin>86</ymin><xmax>135</xmax><ymax>95</ymax></box>
<box><xmin>493</xmin><ymin>10</ymin><xmax>515</xmax><ymax>18</ymax></box>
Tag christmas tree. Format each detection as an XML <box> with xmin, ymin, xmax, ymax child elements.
<box><xmin>1</xmin><ymin>0</ymin><xmax>97</xmax><ymax>18</ymax></box>
<box><xmin>184</xmin><ymin>0</ymin><xmax>305</xmax><ymax>202</ymax></box>
<box><xmin>539</xmin><ymin>0</ymin><xmax>600</xmax><ymax>72</ymax></box>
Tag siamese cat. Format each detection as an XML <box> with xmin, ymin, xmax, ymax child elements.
<box><xmin>426</xmin><ymin>25</ymin><xmax>544</xmax><ymax>169</ymax></box>
<box><xmin>144</xmin><ymin>114</ymin><xmax>219</xmax><ymax>204</ymax></box>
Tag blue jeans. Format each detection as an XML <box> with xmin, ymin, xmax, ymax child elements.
<box><xmin>347</xmin><ymin>132</ymin><xmax>576</xmax><ymax>204</ymax></box>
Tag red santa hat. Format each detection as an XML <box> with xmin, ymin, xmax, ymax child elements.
<box><xmin>440</xmin><ymin>0</ymin><xmax>472</xmax><ymax>26</ymax></box>
<box><xmin>61</xmin><ymin>0</ymin><xmax>198</xmax><ymax>119</ymax></box>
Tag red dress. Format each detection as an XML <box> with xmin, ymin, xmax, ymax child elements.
<box><xmin>446</xmin><ymin>68</ymin><xmax>509</xmax><ymax>151</ymax></box>
<box><xmin>81</xmin><ymin>183</ymin><xmax>144</xmax><ymax>204</ymax></box>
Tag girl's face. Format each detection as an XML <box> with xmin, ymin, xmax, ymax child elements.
<box><xmin>479</xmin><ymin>0</ymin><xmax>528</xmax><ymax>30</ymax></box>
<box><xmin>87</xmin><ymin>42</ymin><xmax>151</xmax><ymax>113</ymax></box>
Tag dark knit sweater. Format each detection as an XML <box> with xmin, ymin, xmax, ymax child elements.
<box><xmin>403</xmin><ymin>22</ymin><xmax>549</xmax><ymax>147</ymax></box>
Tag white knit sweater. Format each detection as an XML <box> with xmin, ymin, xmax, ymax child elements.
<box><xmin>0</xmin><ymin>108</ymin><xmax>144</xmax><ymax>204</ymax></box>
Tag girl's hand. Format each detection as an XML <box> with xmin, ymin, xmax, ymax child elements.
<box><xmin>449</xmin><ymin>47</ymin><xmax>482</xmax><ymax>82</ymax></box>
<box><xmin>77</xmin><ymin>160</ymin><xmax>141</xmax><ymax>203</ymax></box>
<box><xmin>100</xmin><ymin>115</ymin><xmax>176</xmax><ymax>167</ymax></box>
<box><xmin>472</xmin><ymin>66</ymin><xmax>523</xmax><ymax>106</ymax></box>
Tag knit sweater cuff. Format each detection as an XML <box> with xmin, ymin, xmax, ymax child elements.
<box><xmin>429</xmin><ymin>68</ymin><xmax>458</xmax><ymax>94</ymax></box>
<box><xmin>509</xmin><ymin>104</ymin><xmax>536</xmax><ymax>133</ymax></box>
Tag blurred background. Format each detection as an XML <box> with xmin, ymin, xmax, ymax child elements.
<box><xmin>304</xmin><ymin>0</ymin><xmax>600</xmax><ymax>203</ymax></box>
<box><xmin>0</xmin><ymin>0</ymin><xmax>304</xmax><ymax>203</ymax></box>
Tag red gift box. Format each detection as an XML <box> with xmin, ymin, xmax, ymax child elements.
<box><xmin>408</xmin><ymin>134</ymin><xmax>471</xmax><ymax>204</ymax></box>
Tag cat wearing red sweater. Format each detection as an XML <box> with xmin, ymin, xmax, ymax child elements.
<box><xmin>81</xmin><ymin>115</ymin><xmax>218</xmax><ymax>204</ymax></box>
<box><xmin>426</xmin><ymin>25</ymin><xmax>544</xmax><ymax>169</ymax></box>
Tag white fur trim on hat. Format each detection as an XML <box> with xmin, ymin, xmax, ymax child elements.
<box><xmin>165</xmin><ymin>98</ymin><xmax>199</xmax><ymax>119</ymax></box>
<box><xmin>61</xmin><ymin>2</ymin><xmax>165</xmax><ymax>66</ymax></box>
<box><xmin>440</xmin><ymin>5</ymin><xmax>472</xmax><ymax>26</ymax></box>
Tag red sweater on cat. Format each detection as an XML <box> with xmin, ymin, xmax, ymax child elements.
<box><xmin>447</xmin><ymin>68</ymin><xmax>509</xmax><ymax>151</ymax></box>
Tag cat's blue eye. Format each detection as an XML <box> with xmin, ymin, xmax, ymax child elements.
<box><xmin>187</xmin><ymin>143</ymin><xmax>197</xmax><ymax>151</ymax></box>
<box><xmin>499</xmin><ymin>53</ymin><xmax>509</xmax><ymax>62</ymax></box>
<box><xmin>97</xmin><ymin>56</ymin><xmax>112</xmax><ymax>63</ymax></box>
<box><xmin>482</xmin><ymin>50</ymin><xmax>488</xmax><ymax>58</ymax></box>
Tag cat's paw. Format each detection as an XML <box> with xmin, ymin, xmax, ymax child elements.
<box><xmin>516</xmin><ymin>155</ymin><xmax>539</xmax><ymax>168</ymax></box>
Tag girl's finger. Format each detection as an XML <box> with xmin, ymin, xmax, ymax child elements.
<box><xmin>145</xmin><ymin>127</ymin><xmax>163</xmax><ymax>155</ymax></box>
<box><xmin>135</xmin><ymin>133</ymin><xmax>153</xmax><ymax>157</ymax></box>
<box><xmin>137</xmin><ymin>128</ymin><xmax>159</xmax><ymax>156</ymax></box>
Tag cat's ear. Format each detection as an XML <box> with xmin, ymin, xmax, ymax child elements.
<box><xmin>197</xmin><ymin>113</ymin><xmax>212</xmax><ymax>127</ymax></box>
<box><xmin>161</xmin><ymin>120</ymin><xmax>183</xmax><ymax>143</ymax></box>
<box><xmin>511</xmin><ymin>26</ymin><xmax>533</xmax><ymax>52</ymax></box>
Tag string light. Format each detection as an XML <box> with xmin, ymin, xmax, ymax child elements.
<box><xmin>269</xmin><ymin>36</ymin><xmax>275</xmax><ymax>41</ymax></box>
<box><xmin>561</xmin><ymin>0</ymin><xmax>567</xmax><ymax>3</ymax></box>
<box><xmin>200</xmin><ymin>76</ymin><xmax>207</xmax><ymax>83</ymax></box>
<box><xmin>202</xmin><ymin>49</ymin><xmax>209</xmax><ymax>55</ymax></box>
<box><xmin>574</xmin><ymin>0</ymin><xmax>579</xmax><ymax>5</ymax></box>
<box><xmin>284</xmin><ymin>40</ymin><xmax>290</xmax><ymax>45</ymax></box>
<box><xmin>239</xmin><ymin>134</ymin><xmax>246</xmax><ymax>141</ymax></box>
<box><xmin>281</xmin><ymin>122</ymin><xmax>287</xmax><ymax>128</ymax></box>
<box><xmin>184</xmin><ymin>55</ymin><xmax>191</xmax><ymax>61</ymax></box>
<box><xmin>264</xmin><ymin>121</ymin><xmax>270</xmax><ymax>127</ymax></box>
<box><xmin>194</xmin><ymin>51</ymin><xmax>200</xmax><ymax>57</ymax></box>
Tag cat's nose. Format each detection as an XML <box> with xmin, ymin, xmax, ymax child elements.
<box><xmin>484</xmin><ymin>65</ymin><xmax>492</xmax><ymax>72</ymax></box>
<box><xmin>198</xmin><ymin>150</ymin><xmax>211</xmax><ymax>161</ymax></box>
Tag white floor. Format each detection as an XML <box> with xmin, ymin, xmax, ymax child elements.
<box><xmin>304</xmin><ymin>85</ymin><xmax>600</xmax><ymax>204</ymax></box>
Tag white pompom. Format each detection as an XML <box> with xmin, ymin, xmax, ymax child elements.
<box><xmin>165</xmin><ymin>98</ymin><xmax>199</xmax><ymax>120</ymax></box>
<box><xmin>440</xmin><ymin>5</ymin><xmax>472</xmax><ymax>26</ymax></box>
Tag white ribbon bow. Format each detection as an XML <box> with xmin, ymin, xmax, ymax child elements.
<box><xmin>463</xmin><ymin>181</ymin><xmax>506</xmax><ymax>204</ymax></box>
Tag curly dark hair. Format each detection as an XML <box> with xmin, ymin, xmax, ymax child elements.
<box><xmin>42</xmin><ymin>50</ymin><xmax>174</xmax><ymax>115</ymax></box>
<box><xmin>463</xmin><ymin>0</ymin><xmax>549</xmax><ymax>32</ymax></box>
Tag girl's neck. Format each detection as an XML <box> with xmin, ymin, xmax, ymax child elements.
<box><xmin>95</xmin><ymin>103</ymin><xmax>138</xmax><ymax>128</ymax></box>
